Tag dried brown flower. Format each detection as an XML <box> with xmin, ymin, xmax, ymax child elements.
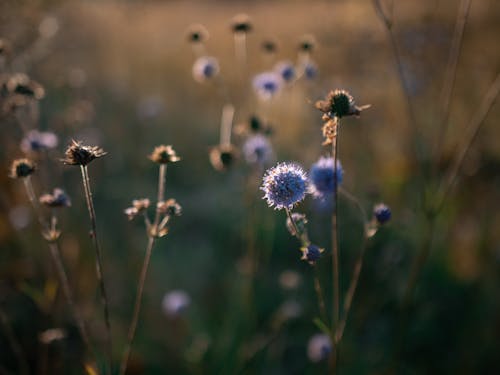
<box><xmin>315</xmin><ymin>89</ymin><xmax>370</xmax><ymax>118</ymax></box>
<box><xmin>321</xmin><ymin>118</ymin><xmax>338</xmax><ymax>146</ymax></box>
<box><xmin>261</xmin><ymin>39</ymin><xmax>278</xmax><ymax>53</ymax></box>
<box><xmin>298</xmin><ymin>34</ymin><xmax>316</xmax><ymax>52</ymax></box>
<box><xmin>2</xmin><ymin>73</ymin><xmax>45</xmax><ymax>100</ymax></box>
<box><xmin>39</xmin><ymin>188</ymin><xmax>71</xmax><ymax>208</ymax></box>
<box><xmin>62</xmin><ymin>140</ymin><xmax>107</xmax><ymax>166</ymax></box>
<box><xmin>149</xmin><ymin>145</ymin><xmax>180</xmax><ymax>164</ymax></box>
<box><xmin>209</xmin><ymin>144</ymin><xmax>238</xmax><ymax>172</ymax></box>
<box><xmin>157</xmin><ymin>199</ymin><xmax>182</xmax><ymax>217</ymax></box>
<box><xmin>186</xmin><ymin>24</ymin><xmax>209</xmax><ymax>43</ymax></box>
<box><xmin>230</xmin><ymin>14</ymin><xmax>252</xmax><ymax>33</ymax></box>
<box><xmin>9</xmin><ymin>158</ymin><xmax>35</xmax><ymax>178</ymax></box>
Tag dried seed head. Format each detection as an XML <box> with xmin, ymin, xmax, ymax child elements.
<box><xmin>186</xmin><ymin>24</ymin><xmax>209</xmax><ymax>43</ymax></box>
<box><xmin>9</xmin><ymin>158</ymin><xmax>36</xmax><ymax>178</ymax></box>
<box><xmin>39</xmin><ymin>188</ymin><xmax>71</xmax><ymax>208</ymax></box>
<box><xmin>149</xmin><ymin>145</ymin><xmax>180</xmax><ymax>164</ymax></box>
<box><xmin>62</xmin><ymin>140</ymin><xmax>107</xmax><ymax>166</ymax></box>
<box><xmin>2</xmin><ymin>73</ymin><xmax>45</xmax><ymax>100</ymax></box>
<box><xmin>315</xmin><ymin>89</ymin><xmax>369</xmax><ymax>118</ymax></box>
<box><xmin>321</xmin><ymin>118</ymin><xmax>338</xmax><ymax>146</ymax></box>
<box><xmin>209</xmin><ymin>144</ymin><xmax>237</xmax><ymax>172</ymax></box>
<box><xmin>124</xmin><ymin>207</ymin><xmax>139</xmax><ymax>221</ymax></box>
<box><xmin>157</xmin><ymin>198</ymin><xmax>182</xmax><ymax>217</ymax></box>
<box><xmin>132</xmin><ymin>198</ymin><xmax>150</xmax><ymax>211</ymax></box>
<box><xmin>230</xmin><ymin>14</ymin><xmax>252</xmax><ymax>33</ymax></box>
<box><xmin>299</xmin><ymin>34</ymin><xmax>316</xmax><ymax>52</ymax></box>
<box><xmin>261</xmin><ymin>39</ymin><xmax>278</xmax><ymax>53</ymax></box>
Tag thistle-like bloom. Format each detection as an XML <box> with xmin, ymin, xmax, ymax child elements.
<box><xmin>162</xmin><ymin>290</ymin><xmax>191</xmax><ymax>317</ymax></box>
<box><xmin>157</xmin><ymin>199</ymin><xmax>182</xmax><ymax>217</ymax></box>
<box><xmin>186</xmin><ymin>24</ymin><xmax>209</xmax><ymax>43</ymax></box>
<box><xmin>192</xmin><ymin>56</ymin><xmax>220</xmax><ymax>83</ymax></box>
<box><xmin>373</xmin><ymin>203</ymin><xmax>391</xmax><ymax>224</ymax></box>
<box><xmin>309</xmin><ymin>157</ymin><xmax>343</xmax><ymax>199</ymax></box>
<box><xmin>307</xmin><ymin>334</ymin><xmax>332</xmax><ymax>363</ymax></box>
<box><xmin>149</xmin><ymin>145</ymin><xmax>180</xmax><ymax>164</ymax></box>
<box><xmin>9</xmin><ymin>158</ymin><xmax>35</xmax><ymax>178</ymax></box>
<box><xmin>62</xmin><ymin>140</ymin><xmax>107</xmax><ymax>166</ymax></box>
<box><xmin>20</xmin><ymin>130</ymin><xmax>58</xmax><ymax>153</ymax></box>
<box><xmin>209</xmin><ymin>144</ymin><xmax>237</xmax><ymax>172</ymax></box>
<box><xmin>274</xmin><ymin>60</ymin><xmax>295</xmax><ymax>83</ymax></box>
<box><xmin>301</xmin><ymin>244</ymin><xmax>324</xmax><ymax>265</ymax></box>
<box><xmin>243</xmin><ymin>134</ymin><xmax>274</xmax><ymax>166</ymax></box>
<box><xmin>252</xmin><ymin>72</ymin><xmax>283</xmax><ymax>101</ymax></box>
<box><xmin>39</xmin><ymin>188</ymin><xmax>71</xmax><ymax>208</ymax></box>
<box><xmin>230</xmin><ymin>13</ymin><xmax>252</xmax><ymax>34</ymax></box>
<box><xmin>315</xmin><ymin>89</ymin><xmax>368</xmax><ymax>118</ymax></box>
<box><xmin>261</xmin><ymin>162</ymin><xmax>308</xmax><ymax>210</ymax></box>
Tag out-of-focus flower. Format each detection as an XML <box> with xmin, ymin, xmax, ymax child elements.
<box><xmin>9</xmin><ymin>158</ymin><xmax>35</xmax><ymax>178</ymax></box>
<box><xmin>39</xmin><ymin>188</ymin><xmax>71</xmax><ymax>208</ymax></box>
<box><xmin>261</xmin><ymin>38</ymin><xmax>278</xmax><ymax>53</ymax></box>
<box><xmin>230</xmin><ymin>14</ymin><xmax>252</xmax><ymax>34</ymax></box>
<box><xmin>300</xmin><ymin>244</ymin><xmax>324</xmax><ymax>265</ymax></box>
<box><xmin>209</xmin><ymin>144</ymin><xmax>237</xmax><ymax>172</ymax></box>
<box><xmin>20</xmin><ymin>130</ymin><xmax>58</xmax><ymax>153</ymax></box>
<box><xmin>162</xmin><ymin>290</ymin><xmax>191</xmax><ymax>317</ymax></box>
<box><xmin>298</xmin><ymin>34</ymin><xmax>316</xmax><ymax>53</ymax></box>
<box><xmin>373</xmin><ymin>203</ymin><xmax>391</xmax><ymax>224</ymax></box>
<box><xmin>149</xmin><ymin>145</ymin><xmax>180</xmax><ymax>164</ymax></box>
<box><xmin>157</xmin><ymin>199</ymin><xmax>182</xmax><ymax>217</ymax></box>
<box><xmin>62</xmin><ymin>140</ymin><xmax>106</xmax><ymax>166</ymax></box>
<box><xmin>192</xmin><ymin>56</ymin><xmax>219</xmax><ymax>83</ymax></box>
<box><xmin>278</xmin><ymin>270</ymin><xmax>302</xmax><ymax>290</ymax></box>
<box><xmin>303</xmin><ymin>61</ymin><xmax>318</xmax><ymax>80</ymax></box>
<box><xmin>1</xmin><ymin>73</ymin><xmax>45</xmax><ymax>100</ymax></box>
<box><xmin>315</xmin><ymin>89</ymin><xmax>369</xmax><ymax>118</ymax></box>
<box><xmin>274</xmin><ymin>60</ymin><xmax>295</xmax><ymax>83</ymax></box>
<box><xmin>307</xmin><ymin>333</ymin><xmax>332</xmax><ymax>362</ymax></box>
<box><xmin>243</xmin><ymin>134</ymin><xmax>274</xmax><ymax>167</ymax></box>
<box><xmin>261</xmin><ymin>162</ymin><xmax>308</xmax><ymax>210</ymax></box>
<box><xmin>186</xmin><ymin>24</ymin><xmax>209</xmax><ymax>43</ymax></box>
<box><xmin>309</xmin><ymin>157</ymin><xmax>343</xmax><ymax>199</ymax></box>
<box><xmin>252</xmin><ymin>72</ymin><xmax>282</xmax><ymax>101</ymax></box>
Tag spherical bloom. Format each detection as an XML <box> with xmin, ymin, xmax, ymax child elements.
<box><xmin>62</xmin><ymin>140</ymin><xmax>106</xmax><ymax>166</ymax></box>
<box><xmin>20</xmin><ymin>130</ymin><xmax>58</xmax><ymax>153</ymax></box>
<box><xmin>186</xmin><ymin>23</ymin><xmax>209</xmax><ymax>43</ymax></box>
<box><xmin>309</xmin><ymin>157</ymin><xmax>343</xmax><ymax>199</ymax></box>
<box><xmin>301</xmin><ymin>244</ymin><xmax>324</xmax><ymax>265</ymax></box>
<box><xmin>373</xmin><ymin>203</ymin><xmax>391</xmax><ymax>224</ymax></box>
<box><xmin>261</xmin><ymin>162</ymin><xmax>308</xmax><ymax>210</ymax></box>
<box><xmin>39</xmin><ymin>188</ymin><xmax>71</xmax><ymax>208</ymax></box>
<box><xmin>303</xmin><ymin>61</ymin><xmax>318</xmax><ymax>80</ymax></box>
<box><xmin>149</xmin><ymin>145</ymin><xmax>180</xmax><ymax>164</ymax></box>
<box><xmin>243</xmin><ymin>134</ymin><xmax>274</xmax><ymax>166</ymax></box>
<box><xmin>230</xmin><ymin>13</ymin><xmax>252</xmax><ymax>33</ymax></box>
<box><xmin>252</xmin><ymin>72</ymin><xmax>282</xmax><ymax>101</ymax></box>
<box><xmin>162</xmin><ymin>290</ymin><xmax>191</xmax><ymax>317</ymax></box>
<box><xmin>307</xmin><ymin>333</ymin><xmax>332</xmax><ymax>362</ymax></box>
<box><xmin>274</xmin><ymin>60</ymin><xmax>295</xmax><ymax>83</ymax></box>
<box><xmin>9</xmin><ymin>158</ymin><xmax>35</xmax><ymax>178</ymax></box>
<box><xmin>192</xmin><ymin>56</ymin><xmax>219</xmax><ymax>83</ymax></box>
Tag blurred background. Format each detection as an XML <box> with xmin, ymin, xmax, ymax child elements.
<box><xmin>1</xmin><ymin>0</ymin><xmax>499</xmax><ymax>374</ymax></box>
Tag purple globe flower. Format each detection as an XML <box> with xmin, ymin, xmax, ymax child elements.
<box><xmin>162</xmin><ymin>290</ymin><xmax>191</xmax><ymax>317</ymax></box>
<box><xmin>309</xmin><ymin>157</ymin><xmax>343</xmax><ymax>199</ymax></box>
<box><xmin>261</xmin><ymin>162</ymin><xmax>308</xmax><ymax>210</ymax></box>
<box><xmin>373</xmin><ymin>203</ymin><xmax>391</xmax><ymax>224</ymax></box>
<box><xmin>303</xmin><ymin>61</ymin><xmax>318</xmax><ymax>80</ymax></box>
<box><xmin>274</xmin><ymin>60</ymin><xmax>295</xmax><ymax>83</ymax></box>
<box><xmin>252</xmin><ymin>71</ymin><xmax>282</xmax><ymax>100</ymax></box>
<box><xmin>301</xmin><ymin>244</ymin><xmax>324</xmax><ymax>265</ymax></box>
<box><xmin>192</xmin><ymin>56</ymin><xmax>220</xmax><ymax>83</ymax></box>
<box><xmin>243</xmin><ymin>134</ymin><xmax>274</xmax><ymax>166</ymax></box>
<box><xmin>307</xmin><ymin>333</ymin><xmax>332</xmax><ymax>362</ymax></box>
<box><xmin>20</xmin><ymin>130</ymin><xmax>58</xmax><ymax>153</ymax></box>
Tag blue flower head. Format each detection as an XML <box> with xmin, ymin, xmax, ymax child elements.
<box><xmin>373</xmin><ymin>203</ymin><xmax>391</xmax><ymax>224</ymax></box>
<box><xmin>261</xmin><ymin>162</ymin><xmax>308</xmax><ymax>210</ymax></box>
<box><xmin>20</xmin><ymin>130</ymin><xmax>58</xmax><ymax>153</ymax></box>
<box><xmin>307</xmin><ymin>333</ymin><xmax>332</xmax><ymax>363</ymax></box>
<box><xmin>252</xmin><ymin>72</ymin><xmax>283</xmax><ymax>100</ymax></box>
<box><xmin>192</xmin><ymin>56</ymin><xmax>220</xmax><ymax>83</ymax></box>
<box><xmin>309</xmin><ymin>157</ymin><xmax>343</xmax><ymax>199</ymax></box>
<box><xmin>303</xmin><ymin>61</ymin><xmax>318</xmax><ymax>80</ymax></box>
<box><xmin>243</xmin><ymin>134</ymin><xmax>274</xmax><ymax>166</ymax></box>
<box><xmin>274</xmin><ymin>60</ymin><xmax>295</xmax><ymax>83</ymax></box>
<box><xmin>301</xmin><ymin>244</ymin><xmax>324</xmax><ymax>265</ymax></box>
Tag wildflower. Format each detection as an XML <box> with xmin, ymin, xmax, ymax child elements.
<box><xmin>39</xmin><ymin>328</ymin><xmax>66</xmax><ymax>344</ymax></box>
<box><xmin>373</xmin><ymin>203</ymin><xmax>391</xmax><ymax>224</ymax></box>
<box><xmin>309</xmin><ymin>157</ymin><xmax>343</xmax><ymax>199</ymax></box>
<box><xmin>20</xmin><ymin>130</ymin><xmax>58</xmax><ymax>153</ymax></box>
<box><xmin>9</xmin><ymin>158</ymin><xmax>35</xmax><ymax>178</ymax></box>
<box><xmin>274</xmin><ymin>60</ymin><xmax>295</xmax><ymax>83</ymax></box>
<box><xmin>315</xmin><ymin>89</ymin><xmax>369</xmax><ymax>118</ymax></box>
<box><xmin>162</xmin><ymin>290</ymin><xmax>191</xmax><ymax>316</ymax></box>
<box><xmin>252</xmin><ymin>72</ymin><xmax>282</xmax><ymax>100</ymax></box>
<box><xmin>285</xmin><ymin>212</ymin><xmax>308</xmax><ymax>237</ymax></box>
<box><xmin>62</xmin><ymin>140</ymin><xmax>106</xmax><ymax>166</ymax></box>
<box><xmin>230</xmin><ymin>14</ymin><xmax>252</xmax><ymax>34</ymax></box>
<box><xmin>299</xmin><ymin>34</ymin><xmax>316</xmax><ymax>53</ymax></box>
<box><xmin>321</xmin><ymin>118</ymin><xmax>338</xmax><ymax>146</ymax></box>
<box><xmin>209</xmin><ymin>144</ymin><xmax>237</xmax><ymax>172</ymax></box>
<box><xmin>149</xmin><ymin>145</ymin><xmax>180</xmax><ymax>164</ymax></box>
<box><xmin>39</xmin><ymin>188</ymin><xmax>71</xmax><ymax>208</ymax></box>
<box><xmin>301</xmin><ymin>244</ymin><xmax>324</xmax><ymax>265</ymax></box>
<box><xmin>243</xmin><ymin>134</ymin><xmax>274</xmax><ymax>166</ymax></box>
<box><xmin>186</xmin><ymin>24</ymin><xmax>209</xmax><ymax>43</ymax></box>
<box><xmin>303</xmin><ymin>61</ymin><xmax>318</xmax><ymax>80</ymax></box>
<box><xmin>192</xmin><ymin>56</ymin><xmax>220</xmax><ymax>83</ymax></box>
<box><xmin>261</xmin><ymin>39</ymin><xmax>278</xmax><ymax>53</ymax></box>
<box><xmin>307</xmin><ymin>333</ymin><xmax>332</xmax><ymax>362</ymax></box>
<box><xmin>124</xmin><ymin>198</ymin><xmax>150</xmax><ymax>220</ymax></box>
<box><xmin>2</xmin><ymin>73</ymin><xmax>45</xmax><ymax>100</ymax></box>
<box><xmin>157</xmin><ymin>199</ymin><xmax>182</xmax><ymax>217</ymax></box>
<box><xmin>261</xmin><ymin>162</ymin><xmax>308</xmax><ymax>210</ymax></box>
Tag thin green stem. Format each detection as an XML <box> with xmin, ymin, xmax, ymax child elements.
<box><xmin>153</xmin><ymin>164</ymin><xmax>167</xmax><ymax>228</ymax></box>
<box><xmin>80</xmin><ymin>165</ymin><xmax>112</xmax><ymax>375</ymax></box>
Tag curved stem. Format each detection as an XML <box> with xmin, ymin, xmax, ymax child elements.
<box><xmin>80</xmin><ymin>165</ymin><xmax>112</xmax><ymax>375</ymax></box>
<box><xmin>119</xmin><ymin>236</ymin><xmax>155</xmax><ymax>375</ymax></box>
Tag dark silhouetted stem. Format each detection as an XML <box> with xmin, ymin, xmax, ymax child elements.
<box><xmin>314</xmin><ymin>269</ymin><xmax>328</xmax><ymax>324</ymax></box>
<box><xmin>0</xmin><ymin>308</ymin><xmax>29</xmax><ymax>375</ymax></box>
<box><xmin>80</xmin><ymin>165</ymin><xmax>112</xmax><ymax>375</ymax></box>
<box><xmin>331</xmin><ymin>124</ymin><xmax>340</xmax><ymax>373</ymax></box>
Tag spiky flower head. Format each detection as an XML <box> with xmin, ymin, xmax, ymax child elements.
<box><xmin>209</xmin><ymin>144</ymin><xmax>237</xmax><ymax>172</ymax></box>
<box><xmin>315</xmin><ymin>89</ymin><xmax>358</xmax><ymax>118</ymax></box>
<box><xmin>149</xmin><ymin>145</ymin><xmax>180</xmax><ymax>164</ymax></box>
<box><xmin>261</xmin><ymin>162</ymin><xmax>308</xmax><ymax>210</ymax></box>
<box><xmin>243</xmin><ymin>134</ymin><xmax>274</xmax><ymax>166</ymax></box>
<box><xmin>274</xmin><ymin>60</ymin><xmax>296</xmax><ymax>83</ymax></box>
<box><xmin>192</xmin><ymin>56</ymin><xmax>220</xmax><ymax>83</ymax></box>
<box><xmin>307</xmin><ymin>334</ymin><xmax>332</xmax><ymax>363</ymax></box>
<box><xmin>309</xmin><ymin>157</ymin><xmax>343</xmax><ymax>199</ymax></box>
<box><xmin>230</xmin><ymin>14</ymin><xmax>252</xmax><ymax>34</ymax></box>
<box><xmin>62</xmin><ymin>140</ymin><xmax>107</xmax><ymax>166</ymax></box>
<box><xmin>373</xmin><ymin>203</ymin><xmax>391</xmax><ymax>224</ymax></box>
<box><xmin>9</xmin><ymin>158</ymin><xmax>35</xmax><ymax>178</ymax></box>
<box><xmin>301</xmin><ymin>244</ymin><xmax>324</xmax><ymax>265</ymax></box>
<box><xmin>20</xmin><ymin>130</ymin><xmax>58</xmax><ymax>153</ymax></box>
<box><xmin>39</xmin><ymin>188</ymin><xmax>71</xmax><ymax>208</ymax></box>
<box><xmin>157</xmin><ymin>199</ymin><xmax>182</xmax><ymax>217</ymax></box>
<box><xmin>252</xmin><ymin>72</ymin><xmax>283</xmax><ymax>101</ymax></box>
<box><xmin>186</xmin><ymin>24</ymin><xmax>209</xmax><ymax>43</ymax></box>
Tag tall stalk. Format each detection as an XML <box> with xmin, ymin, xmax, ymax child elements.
<box><xmin>331</xmin><ymin>124</ymin><xmax>340</xmax><ymax>340</ymax></box>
